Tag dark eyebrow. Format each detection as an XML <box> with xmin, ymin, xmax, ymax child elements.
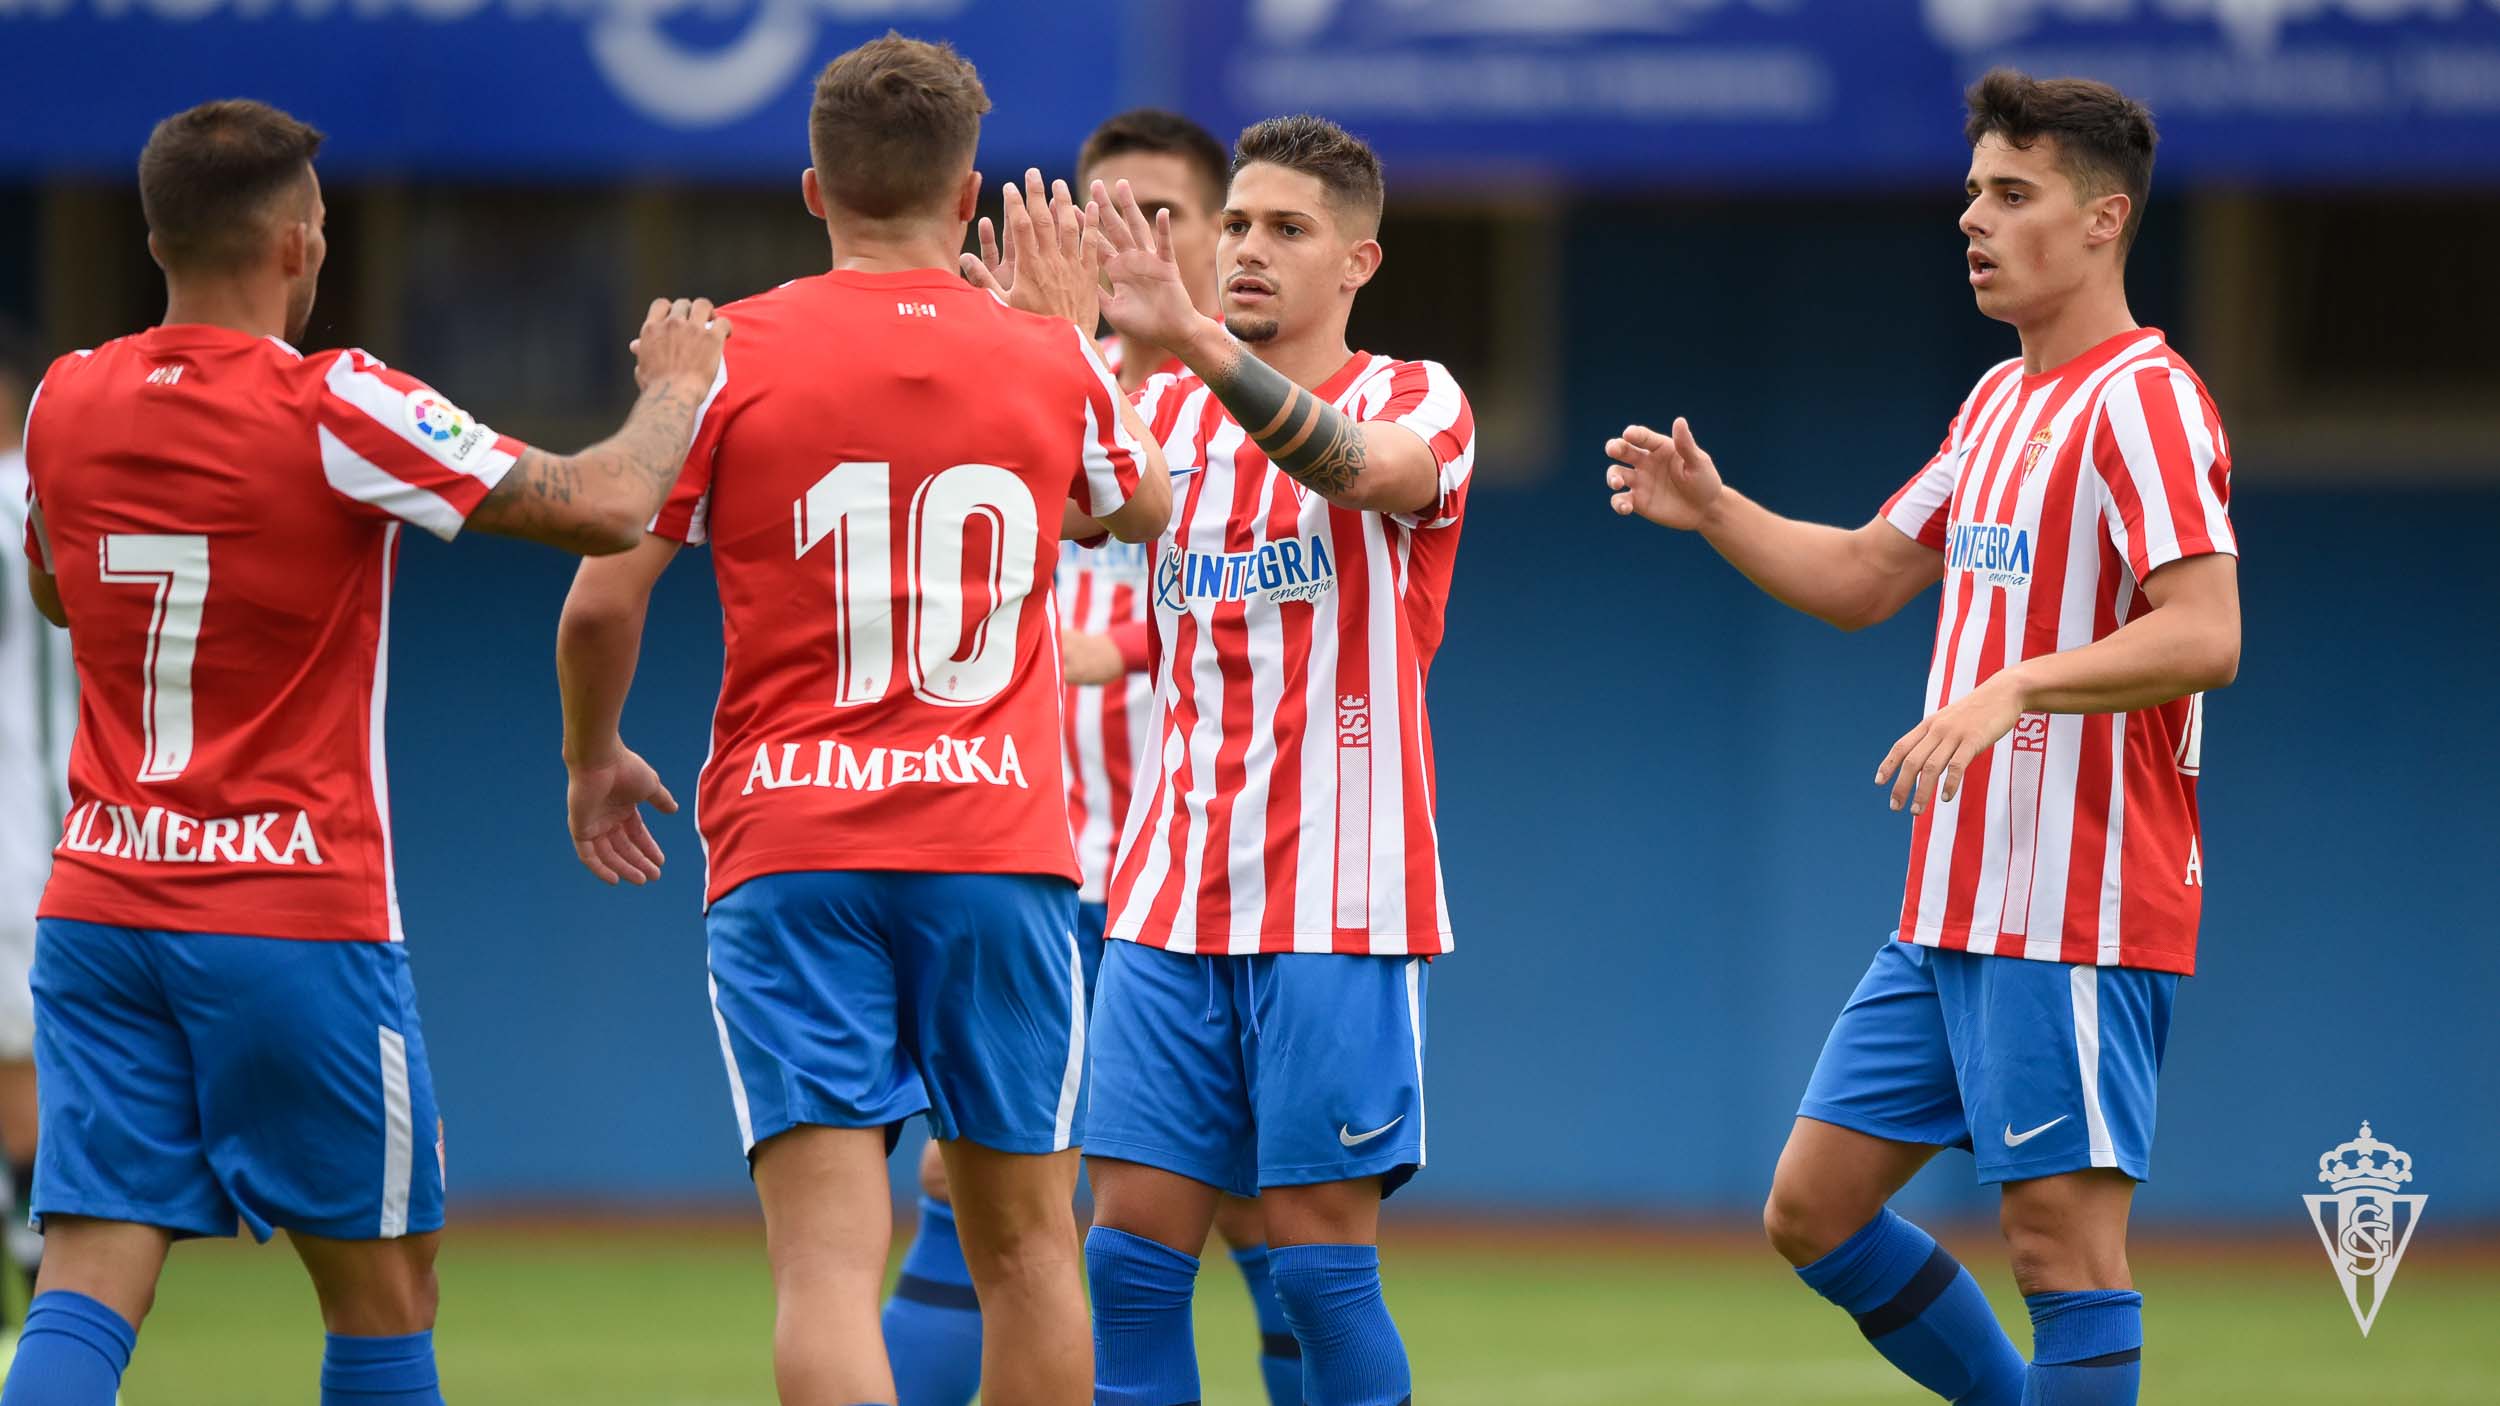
<box><xmin>1969</xmin><ymin>175</ymin><xmax>2042</xmax><ymax>191</ymax></box>
<box><xmin>1222</xmin><ymin>208</ymin><xmax>1319</xmax><ymax>223</ymax></box>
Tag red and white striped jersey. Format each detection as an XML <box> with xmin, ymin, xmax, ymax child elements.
<box><xmin>1056</xmin><ymin>539</ymin><xmax>1153</xmax><ymax>902</ymax></box>
<box><xmin>653</xmin><ymin>270</ymin><xmax>1145</xmax><ymax>903</ymax></box>
<box><xmin>1879</xmin><ymin>328</ymin><xmax>2234</xmax><ymax>976</ymax></box>
<box><xmin>1106</xmin><ymin>352</ymin><xmax>1474</xmax><ymax>956</ymax></box>
<box><xmin>22</xmin><ymin>327</ymin><xmax>524</xmax><ymax>942</ymax></box>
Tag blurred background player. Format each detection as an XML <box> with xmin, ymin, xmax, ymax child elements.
<box><xmin>1605</xmin><ymin>70</ymin><xmax>2238</xmax><ymax>1406</ymax></box>
<box><xmin>552</xmin><ymin>37</ymin><xmax>1168</xmax><ymax>1406</ymax></box>
<box><xmin>1082</xmin><ymin>118</ymin><xmax>1475</xmax><ymax>1406</ymax></box>
<box><xmin>0</xmin><ymin>324</ymin><xmax>71</xmax><ymax>1353</ymax></box>
<box><xmin>881</xmin><ymin>106</ymin><xmax>1299</xmax><ymax>1406</ymax></box>
<box><xmin>4</xmin><ymin>99</ymin><xmax>726</xmax><ymax>1406</ymax></box>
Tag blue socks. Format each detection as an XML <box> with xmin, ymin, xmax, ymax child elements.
<box><xmin>1</xmin><ymin>1291</ymin><xmax>136</xmax><ymax>1406</ymax></box>
<box><xmin>1087</xmin><ymin>1226</ymin><xmax>1202</xmax><ymax>1406</ymax></box>
<box><xmin>1267</xmin><ymin>1242</ymin><xmax>1410</xmax><ymax>1406</ymax></box>
<box><xmin>320</xmin><ymin>1330</ymin><xmax>442</xmax><ymax>1405</ymax></box>
<box><xmin>1231</xmin><ymin>1243</ymin><xmax>1300</xmax><ymax>1406</ymax></box>
<box><xmin>1797</xmin><ymin>1210</ymin><xmax>2026</xmax><ymax>1406</ymax></box>
<box><xmin>882</xmin><ymin>1196</ymin><xmax>985</xmax><ymax>1406</ymax></box>
<box><xmin>2022</xmin><ymin>1290</ymin><xmax>2141</xmax><ymax>1404</ymax></box>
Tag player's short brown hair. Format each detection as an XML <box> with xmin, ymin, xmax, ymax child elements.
<box><xmin>138</xmin><ymin>100</ymin><xmax>325</xmax><ymax>274</ymax></box>
<box><xmin>1231</xmin><ymin>115</ymin><xmax>1384</xmax><ymax>237</ymax></box>
<box><xmin>1965</xmin><ymin>68</ymin><xmax>2158</xmax><ymax>253</ymax></box>
<box><xmin>809</xmin><ymin>33</ymin><xmax>990</xmax><ymax>219</ymax></box>
<box><xmin>1078</xmin><ymin>109</ymin><xmax>1229</xmax><ymax>215</ymax></box>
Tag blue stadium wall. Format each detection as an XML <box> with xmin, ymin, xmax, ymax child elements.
<box><xmin>384</xmin><ymin>206</ymin><xmax>2500</xmax><ymax>1224</ymax></box>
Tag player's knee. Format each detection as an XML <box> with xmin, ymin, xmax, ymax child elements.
<box><xmin>1762</xmin><ymin>1185</ymin><xmax>1840</xmax><ymax>1266</ymax></box>
<box><xmin>1998</xmin><ymin>1199</ymin><xmax>2126</xmax><ymax>1294</ymax></box>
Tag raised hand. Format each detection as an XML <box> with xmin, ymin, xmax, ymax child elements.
<box><xmin>629</xmin><ymin>297</ymin><xmax>731</xmax><ymax>393</ymax></box>
<box><xmin>1604</xmin><ymin>417</ymin><xmax>1725</xmax><ymax>531</ymax></box>
<box><xmin>567</xmin><ymin>746</ymin><xmax>678</xmax><ymax>885</ymax></box>
<box><xmin>961</xmin><ymin>168</ymin><xmax>1099</xmax><ymax>330</ymax></box>
<box><xmin>1088</xmin><ymin>177</ymin><xmax>1200</xmax><ymax>354</ymax></box>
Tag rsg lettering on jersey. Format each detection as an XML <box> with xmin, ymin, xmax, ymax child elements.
<box><xmin>740</xmin><ymin>734</ymin><xmax>1029</xmax><ymax>796</ymax></box>
<box><xmin>55</xmin><ymin>802</ymin><xmax>325</xmax><ymax>866</ymax></box>
<box><xmin>1945</xmin><ymin>520</ymin><xmax>2034</xmax><ymax>588</ymax></box>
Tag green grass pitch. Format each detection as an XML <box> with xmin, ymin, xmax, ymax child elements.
<box><xmin>114</xmin><ymin>1220</ymin><xmax>2499</xmax><ymax>1404</ymax></box>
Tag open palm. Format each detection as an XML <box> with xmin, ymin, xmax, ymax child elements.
<box><xmin>1605</xmin><ymin>417</ymin><xmax>1725</xmax><ymax>531</ymax></box>
<box><xmin>1088</xmin><ymin>177</ymin><xmax>1199</xmax><ymax>352</ymax></box>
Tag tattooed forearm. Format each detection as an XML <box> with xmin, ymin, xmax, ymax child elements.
<box><xmin>1205</xmin><ymin>344</ymin><xmax>1368</xmax><ymax>499</ymax></box>
<box><xmin>471</xmin><ymin>375</ymin><xmax>707</xmax><ymax>554</ymax></box>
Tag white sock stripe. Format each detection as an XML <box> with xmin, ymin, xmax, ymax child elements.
<box><xmin>377</xmin><ymin>1026</ymin><xmax>413</xmax><ymax>1238</ymax></box>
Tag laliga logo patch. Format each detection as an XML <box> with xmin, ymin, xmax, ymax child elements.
<box><xmin>405</xmin><ymin>392</ymin><xmax>468</xmax><ymax>445</ymax></box>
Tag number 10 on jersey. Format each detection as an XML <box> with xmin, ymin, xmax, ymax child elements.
<box><xmin>793</xmin><ymin>461</ymin><xmax>1039</xmax><ymax>709</ymax></box>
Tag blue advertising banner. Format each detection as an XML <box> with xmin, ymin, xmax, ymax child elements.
<box><xmin>0</xmin><ymin>0</ymin><xmax>1132</xmax><ymax>177</ymax></box>
<box><xmin>1181</xmin><ymin>0</ymin><xmax>2500</xmax><ymax>185</ymax></box>
<box><xmin>3</xmin><ymin>0</ymin><xmax>2498</xmax><ymax>182</ymax></box>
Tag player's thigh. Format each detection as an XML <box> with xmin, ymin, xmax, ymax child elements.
<box><xmin>706</xmin><ymin>872</ymin><xmax>924</xmax><ymax>1153</ymax></box>
<box><xmin>290</xmin><ymin>1228</ymin><xmax>441</xmax><ymax>1336</ymax></box>
<box><xmin>937</xmin><ymin>1140</ymin><xmax>1082</xmax><ymax>1266</ymax></box>
<box><xmin>916</xmin><ymin>1137</ymin><xmax>951</xmax><ymax>1203</ymax></box>
<box><xmin>1088</xmin><ymin>1156</ymin><xmax>1224</xmax><ymax>1257</ymax></box>
<box><xmin>1262</xmin><ymin>1177</ymin><xmax>1383</xmax><ymax>1249</ymax></box>
<box><xmin>30</xmin><ymin>1215</ymin><xmax>175</xmax><ymax>1329</ymax></box>
<box><xmin>165</xmin><ymin>932</ymin><xmax>445</xmax><ymax>1244</ymax></box>
<box><xmin>1765</xmin><ymin>1118</ymin><xmax>1943</xmax><ymax>1263</ymax></box>
<box><xmin>1085</xmin><ymin>940</ymin><xmax>1257</xmax><ymax>1200</ymax></box>
<box><xmin>29</xmin><ymin>919</ymin><xmax>234</xmax><ymax>1240</ymax></box>
<box><xmin>1795</xmin><ymin>938</ymin><xmax>1969</xmax><ymax>1153</ymax></box>
<box><xmin>1996</xmin><ymin>1168</ymin><xmax>2136</xmax><ymax>1293</ymax></box>
<box><xmin>894</xmin><ymin>872</ymin><xmax>1086</xmax><ymax>1155</ymax></box>
<box><xmin>1212</xmin><ymin>1193</ymin><xmax>1266</xmax><ymax>1251</ymax></box>
<box><xmin>750</xmin><ymin>1125</ymin><xmax>896</xmax><ymax>1292</ymax></box>
<box><xmin>1945</xmin><ymin>953</ymin><xmax>2177</xmax><ymax>1187</ymax></box>
<box><xmin>1245</xmin><ymin>953</ymin><xmax>1426</xmax><ymax>1204</ymax></box>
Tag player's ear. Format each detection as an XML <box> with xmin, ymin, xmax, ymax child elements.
<box><xmin>955</xmin><ymin>168</ymin><xmax>982</xmax><ymax>224</ymax></box>
<box><xmin>1342</xmin><ymin>237</ymin><xmax>1382</xmax><ymax>294</ymax></box>
<box><xmin>276</xmin><ymin>218</ymin><xmax>308</xmax><ymax>281</ymax></box>
<box><xmin>2086</xmin><ymin>191</ymin><xmax>2130</xmax><ymax>251</ymax></box>
<box><xmin>145</xmin><ymin>231</ymin><xmax>168</xmax><ymax>274</ymax></box>
<box><xmin>801</xmin><ymin>167</ymin><xmax>826</xmax><ymax>222</ymax></box>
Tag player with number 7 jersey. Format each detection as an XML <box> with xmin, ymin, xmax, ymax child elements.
<box><xmin>10</xmin><ymin>100</ymin><xmax>728</xmax><ymax>1405</ymax></box>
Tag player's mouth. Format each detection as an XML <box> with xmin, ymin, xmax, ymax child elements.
<box><xmin>1967</xmin><ymin>249</ymin><xmax>1999</xmax><ymax>288</ymax></box>
<box><xmin>1227</xmin><ymin>274</ymin><xmax>1275</xmax><ymax>304</ymax></box>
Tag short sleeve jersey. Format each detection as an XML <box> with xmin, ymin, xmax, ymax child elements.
<box><xmin>1878</xmin><ymin>329</ymin><xmax>2235</xmax><ymax>975</ymax></box>
<box><xmin>649</xmin><ymin>271</ymin><xmax>1144</xmax><ymax>901</ymax></box>
<box><xmin>24</xmin><ymin>326</ymin><xmax>524</xmax><ymax>941</ymax></box>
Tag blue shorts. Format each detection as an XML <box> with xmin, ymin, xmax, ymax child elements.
<box><xmin>1076</xmin><ymin>900</ymin><xmax>1107</xmax><ymax>1007</ymax></box>
<box><xmin>1086</xmin><ymin>941</ymin><xmax>1428</xmax><ymax>1200</ymax></box>
<box><xmin>31</xmin><ymin>919</ymin><xmax>444</xmax><ymax>1242</ymax></box>
<box><xmin>1798</xmin><ymin>938</ymin><xmax>2177</xmax><ymax>1184</ymax></box>
<box><xmin>706</xmin><ymin>871</ymin><xmax>1086</xmax><ymax>1158</ymax></box>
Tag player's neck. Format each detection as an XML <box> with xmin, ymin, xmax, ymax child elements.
<box><xmin>2015</xmin><ymin>281</ymin><xmax>2137</xmax><ymax>375</ymax></box>
<box><xmin>825</xmin><ymin>227</ymin><xmax>962</xmax><ymax>278</ymax></box>
<box><xmin>1241</xmin><ymin>323</ymin><xmax>1355</xmax><ymax>392</ymax></box>
<box><xmin>161</xmin><ymin>279</ymin><xmax>291</xmax><ymax>343</ymax></box>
